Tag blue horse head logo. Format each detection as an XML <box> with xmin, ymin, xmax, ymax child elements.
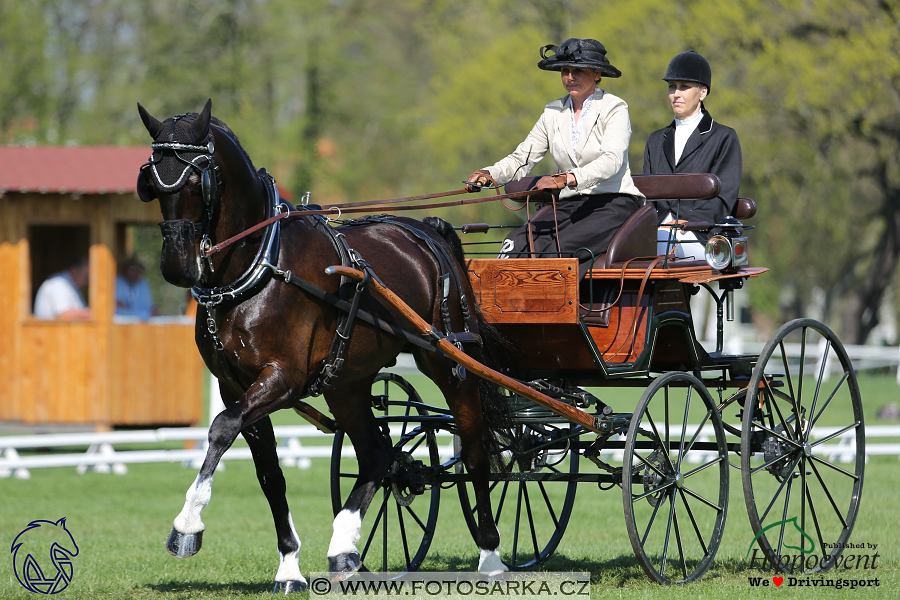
<box><xmin>11</xmin><ymin>518</ymin><xmax>79</xmax><ymax>594</ymax></box>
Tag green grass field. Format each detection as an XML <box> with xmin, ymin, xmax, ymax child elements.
<box><xmin>2</xmin><ymin>373</ymin><xmax>898</xmax><ymax>599</ymax></box>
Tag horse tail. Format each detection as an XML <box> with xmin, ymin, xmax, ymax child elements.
<box><xmin>422</xmin><ymin>217</ymin><xmax>516</xmax><ymax>470</ymax></box>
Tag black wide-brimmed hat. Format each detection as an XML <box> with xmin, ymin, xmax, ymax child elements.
<box><xmin>537</xmin><ymin>38</ymin><xmax>622</xmax><ymax>78</ymax></box>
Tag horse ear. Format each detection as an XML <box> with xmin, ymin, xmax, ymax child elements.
<box><xmin>137</xmin><ymin>102</ymin><xmax>163</xmax><ymax>139</ymax></box>
<box><xmin>190</xmin><ymin>98</ymin><xmax>213</xmax><ymax>144</ymax></box>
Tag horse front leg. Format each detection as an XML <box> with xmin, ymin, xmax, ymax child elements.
<box><xmin>166</xmin><ymin>368</ymin><xmax>291</xmax><ymax>560</ymax></box>
<box><xmin>242</xmin><ymin>418</ymin><xmax>307</xmax><ymax>594</ymax></box>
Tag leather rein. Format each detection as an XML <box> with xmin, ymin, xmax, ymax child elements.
<box><xmin>202</xmin><ymin>187</ymin><xmax>546</xmax><ymax>258</ymax></box>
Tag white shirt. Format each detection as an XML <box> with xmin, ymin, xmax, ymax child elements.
<box><xmin>566</xmin><ymin>92</ymin><xmax>594</xmax><ymax>149</ymax></box>
<box><xmin>674</xmin><ymin>110</ymin><xmax>704</xmax><ymax>164</ymax></box>
<box><xmin>33</xmin><ymin>271</ymin><xmax>86</xmax><ymax>319</ymax></box>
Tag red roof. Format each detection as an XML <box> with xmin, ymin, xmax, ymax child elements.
<box><xmin>0</xmin><ymin>146</ymin><xmax>150</xmax><ymax>195</ymax></box>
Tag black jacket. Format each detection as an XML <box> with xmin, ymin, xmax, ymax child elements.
<box><xmin>642</xmin><ymin>109</ymin><xmax>742</xmax><ymax>228</ymax></box>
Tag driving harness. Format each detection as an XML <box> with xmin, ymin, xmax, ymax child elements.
<box><xmin>190</xmin><ymin>171</ymin><xmax>481</xmax><ymax>398</ymax></box>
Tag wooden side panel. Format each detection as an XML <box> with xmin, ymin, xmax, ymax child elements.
<box><xmin>109</xmin><ymin>322</ymin><xmax>203</xmax><ymax>426</ymax></box>
<box><xmin>467</xmin><ymin>258</ymin><xmax>578</xmax><ymax>324</ymax></box>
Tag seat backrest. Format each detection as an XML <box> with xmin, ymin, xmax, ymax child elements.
<box><xmin>602</xmin><ymin>203</ymin><xmax>658</xmax><ymax>267</ymax></box>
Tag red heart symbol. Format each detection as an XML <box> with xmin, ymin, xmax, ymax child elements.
<box><xmin>773</xmin><ymin>577</ymin><xmax>783</xmax><ymax>586</ymax></box>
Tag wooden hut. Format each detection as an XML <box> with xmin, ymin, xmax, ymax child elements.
<box><xmin>0</xmin><ymin>146</ymin><xmax>204</xmax><ymax>429</ymax></box>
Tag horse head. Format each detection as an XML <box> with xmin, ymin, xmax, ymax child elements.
<box><xmin>136</xmin><ymin>99</ymin><xmax>261</xmax><ymax>288</ymax></box>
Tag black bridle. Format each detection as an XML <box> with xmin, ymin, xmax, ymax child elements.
<box><xmin>138</xmin><ymin>115</ymin><xmax>225</xmax><ymax>269</ymax></box>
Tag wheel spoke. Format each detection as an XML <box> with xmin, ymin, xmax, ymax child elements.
<box><xmin>522</xmin><ymin>483</ymin><xmax>540</xmax><ymax>561</ymax></box>
<box><xmin>808</xmin><ymin>454</ymin><xmax>859</xmax><ymax>481</ymax></box>
<box><xmin>779</xmin><ymin>340</ymin><xmax>798</xmax><ymax>415</ymax></box>
<box><xmin>537</xmin><ymin>481</ymin><xmax>560</xmax><ymax>528</ymax></box>
<box><xmin>403</xmin><ymin>504</ymin><xmax>428</xmax><ymax>533</ymax></box>
<box><xmin>682</xmin><ymin>455</ymin><xmax>724</xmax><ymax>480</ymax></box>
<box><xmin>806</xmin><ymin>339</ymin><xmax>832</xmax><ymax>442</ymax></box>
<box><xmin>675</xmin><ymin>386</ymin><xmax>693</xmax><ymax>472</ymax></box>
<box><xmin>804</xmin><ymin>482</ymin><xmax>827</xmax><ymax>559</ymax></box>
<box><xmin>494</xmin><ymin>480</ymin><xmax>510</xmax><ymax>525</ymax></box>
<box><xmin>397</xmin><ymin>502</ymin><xmax>411</xmax><ymax>568</ymax></box>
<box><xmin>808</xmin><ymin>459</ymin><xmax>850</xmax><ymax>527</ymax></box>
<box><xmin>645</xmin><ymin>408</ymin><xmax>676</xmax><ymax>473</ymax></box>
<box><xmin>632</xmin><ymin>450</ymin><xmax>669</xmax><ymax>479</ymax></box>
<box><xmin>752</xmin><ymin>420</ymin><xmax>804</xmax><ymax>450</ymax></box>
<box><xmin>681</xmin><ymin>485</ymin><xmax>724</xmax><ymax>512</ymax></box>
<box><xmin>660</xmin><ymin>493</ymin><xmax>677</xmax><ymax>577</ymax></box>
<box><xmin>758</xmin><ymin>453</ymin><xmax>803</xmax><ymax>523</ymax></box>
<box><xmin>775</xmin><ymin>474</ymin><xmax>795</xmax><ymax>558</ymax></box>
<box><xmin>641</xmin><ymin>495</ymin><xmax>665</xmax><ymax>546</ymax></box>
<box><xmin>811</xmin><ymin>372</ymin><xmax>849</xmax><ymax>429</ymax></box>
<box><xmin>681</xmin><ymin>409</ymin><xmax>713</xmax><ymax>458</ymax></box>
<box><xmin>677</xmin><ymin>489</ymin><xmax>709</xmax><ymax>555</ymax></box>
<box><xmin>361</xmin><ymin>488</ymin><xmax>390</xmax><ymax>563</ymax></box>
<box><xmin>632</xmin><ymin>480</ymin><xmax>677</xmax><ymax>504</ymax></box>
<box><xmin>673</xmin><ymin>507</ymin><xmax>688</xmax><ymax>580</ymax></box>
<box><xmin>511</xmin><ymin>481</ymin><xmax>523</xmax><ymax>566</ymax></box>
<box><xmin>798</xmin><ymin>327</ymin><xmax>807</xmax><ymax>404</ymax></box>
<box><xmin>810</xmin><ymin>422</ymin><xmax>861</xmax><ymax>448</ymax></box>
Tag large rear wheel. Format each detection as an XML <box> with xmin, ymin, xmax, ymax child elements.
<box><xmin>623</xmin><ymin>371</ymin><xmax>729</xmax><ymax>584</ymax></box>
<box><xmin>741</xmin><ymin>319</ymin><xmax>864</xmax><ymax>574</ymax></box>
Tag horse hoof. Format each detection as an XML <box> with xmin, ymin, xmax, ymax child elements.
<box><xmin>328</xmin><ymin>552</ymin><xmax>361</xmax><ymax>581</ymax></box>
<box><xmin>273</xmin><ymin>580</ymin><xmax>308</xmax><ymax>594</ymax></box>
<box><xmin>166</xmin><ymin>527</ymin><xmax>203</xmax><ymax>558</ymax></box>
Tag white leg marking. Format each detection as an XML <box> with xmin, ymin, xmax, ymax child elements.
<box><xmin>275</xmin><ymin>512</ymin><xmax>307</xmax><ymax>584</ymax></box>
<box><xmin>327</xmin><ymin>509</ymin><xmax>361</xmax><ymax>557</ymax></box>
<box><xmin>478</xmin><ymin>547</ymin><xmax>508</xmax><ymax>576</ymax></box>
<box><xmin>173</xmin><ymin>474</ymin><xmax>213</xmax><ymax>534</ymax></box>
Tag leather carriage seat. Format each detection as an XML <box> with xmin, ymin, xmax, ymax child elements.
<box><xmin>502</xmin><ymin>174</ymin><xmax>756</xmax><ymax>269</ymax></box>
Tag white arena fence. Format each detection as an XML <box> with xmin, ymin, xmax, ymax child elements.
<box><xmin>1</xmin><ymin>422</ymin><xmax>895</xmax><ymax>481</ymax></box>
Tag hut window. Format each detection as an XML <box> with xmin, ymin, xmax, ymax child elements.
<box><xmin>29</xmin><ymin>224</ymin><xmax>91</xmax><ymax>316</ymax></box>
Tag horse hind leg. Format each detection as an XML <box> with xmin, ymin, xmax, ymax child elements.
<box><xmin>242</xmin><ymin>417</ymin><xmax>308</xmax><ymax>594</ymax></box>
<box><xmin>323</xmin><ymin>381</ymin><xmax>393</xmax><ymax>580</ymax></box>
<box><xmin>425</xmin><ymin>360</ymin><xmax>508</xmax><ymax>576</ymax></box>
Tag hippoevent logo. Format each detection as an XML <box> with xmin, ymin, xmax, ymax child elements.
<box><xmin>746</xmin><ymin>518</ymin><xmax>880</xmax><ymax>589</ymax></box>
<box><xmin>10</xmin><ymin>518</ymin><xmax>79</xmax><ymax>594</ymax></box>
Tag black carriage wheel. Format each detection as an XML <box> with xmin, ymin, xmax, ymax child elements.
<box><xmin>330</xmin><ymin>373</ymin><xmax>441</xmax><ymax>573</ymax></box>
<box><xmin>623</xmin><ymin>371</ymin><xmax>729</xmax><ymax>584</ymax></box>
<box><xmin>455</xmin><ymin>421</ymin><xmax>579</xmax><ymax>569</ymax></box>
<box><xmin>741</xmin><ymin>319</ymin><xmax>864</xmax><ymax>574</ymax></box>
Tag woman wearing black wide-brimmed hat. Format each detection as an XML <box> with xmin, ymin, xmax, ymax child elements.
<box><xmin>466</xmin><ymin>38</ymin><xmax>644</xmax><ymax>272</ymax></box>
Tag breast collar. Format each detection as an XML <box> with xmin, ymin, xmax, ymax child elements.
<box><xmin>191</xmin><ymin>169</ymin><xmax>282</xmax><ymax>308</ymax></box>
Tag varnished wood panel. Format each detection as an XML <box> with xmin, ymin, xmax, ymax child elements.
<box><xmin>467</xmin><ymin>258</ymin><xmax>578</xmax><ymax>324</ymax></box>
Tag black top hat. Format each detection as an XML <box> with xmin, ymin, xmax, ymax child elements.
<box><xmin>537</xmin><ymin>38</ymin><xmax>622</xmax><ymax>78</ymax></box>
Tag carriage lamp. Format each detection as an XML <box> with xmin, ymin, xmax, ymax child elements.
<box><xmin>704</xmin><ymin>236</ymin><xmax>749</xmax><ymax>272</ymax></box>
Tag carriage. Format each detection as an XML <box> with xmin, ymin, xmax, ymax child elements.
<box><xmin>323</xmin><ymin>174</ymin><xmax>865</xmax><ymax>584</ymax></box>
<box><xmin>136</xmin><ymin>100</ymin><xmax>864</xmax><ymax>590</ymax></box>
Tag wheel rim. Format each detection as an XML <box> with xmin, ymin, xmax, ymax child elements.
<box><xmin>741</xmin><ymin>319</ymin><xmax>864</xmax><ymax>574</ymax></box>
<box><xmin>330</xmin><ymin>373</ymin><xmax>441</xmax><ymax>573</ymax></box>
<box><xmin>623</xmin><ymin>371</ymin><xmax>729</xmax><ymax>584</ymax></box>
<box><xmin>455</xmin><ymin>421</ymin><xmax>579</xmax><ymax>568</ymax></box>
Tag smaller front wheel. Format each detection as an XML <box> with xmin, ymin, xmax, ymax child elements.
<box><xmin>623</xmin><ymin>371</ymin><xmax>729</xmax><ymax>584</ymax></box>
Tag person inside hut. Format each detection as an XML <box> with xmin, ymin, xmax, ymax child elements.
<box><xmin>642</xmin><ymin>50</ymin><xmax>742</xmax><ymax>257</ymax></box>
<box><xmin>465</xmin><ymin>37</ymin><xmax>645</xmax><ymax>274</ymax></box>
<box><xmin>115</xmin><ymin>256</ymin><xmax>157</xmax><ymax>320</ymax></box>
<box><xmin>33</xmin><ymin>255</ymin><xmax>92</xmax><ymax>320</ymax></box>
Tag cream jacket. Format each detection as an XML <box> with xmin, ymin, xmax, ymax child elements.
<box><xmin>484</xmin><ymin>87</ymin><xmax>644</xmax><ymax>202</ymax></box>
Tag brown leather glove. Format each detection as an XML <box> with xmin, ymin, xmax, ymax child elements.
<box><xmin>535</xmin><ymin>174</ymin><xmax>568</xmax><ymax>190</ymax></box>
<box><xmin>465</xmin><ymin>170</ymin><xmax>496</xmax><ymax>192</ymax></box>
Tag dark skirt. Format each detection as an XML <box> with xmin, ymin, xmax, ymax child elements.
<box><xmin>498</xmin><ymin>193</ymin><xmax>641</xmax><ymax>275</ymax></box>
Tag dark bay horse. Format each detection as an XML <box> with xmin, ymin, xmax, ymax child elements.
<box><xmin>135</xmin><ymin>99</ymin><xmax>511</xmax><ymax>592</ymax></box>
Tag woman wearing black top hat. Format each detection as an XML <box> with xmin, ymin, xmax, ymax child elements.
<box><xmin>466</xmin><ymin>38</ymin><xmax>644</xmax><ymax>272</ymax></box>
